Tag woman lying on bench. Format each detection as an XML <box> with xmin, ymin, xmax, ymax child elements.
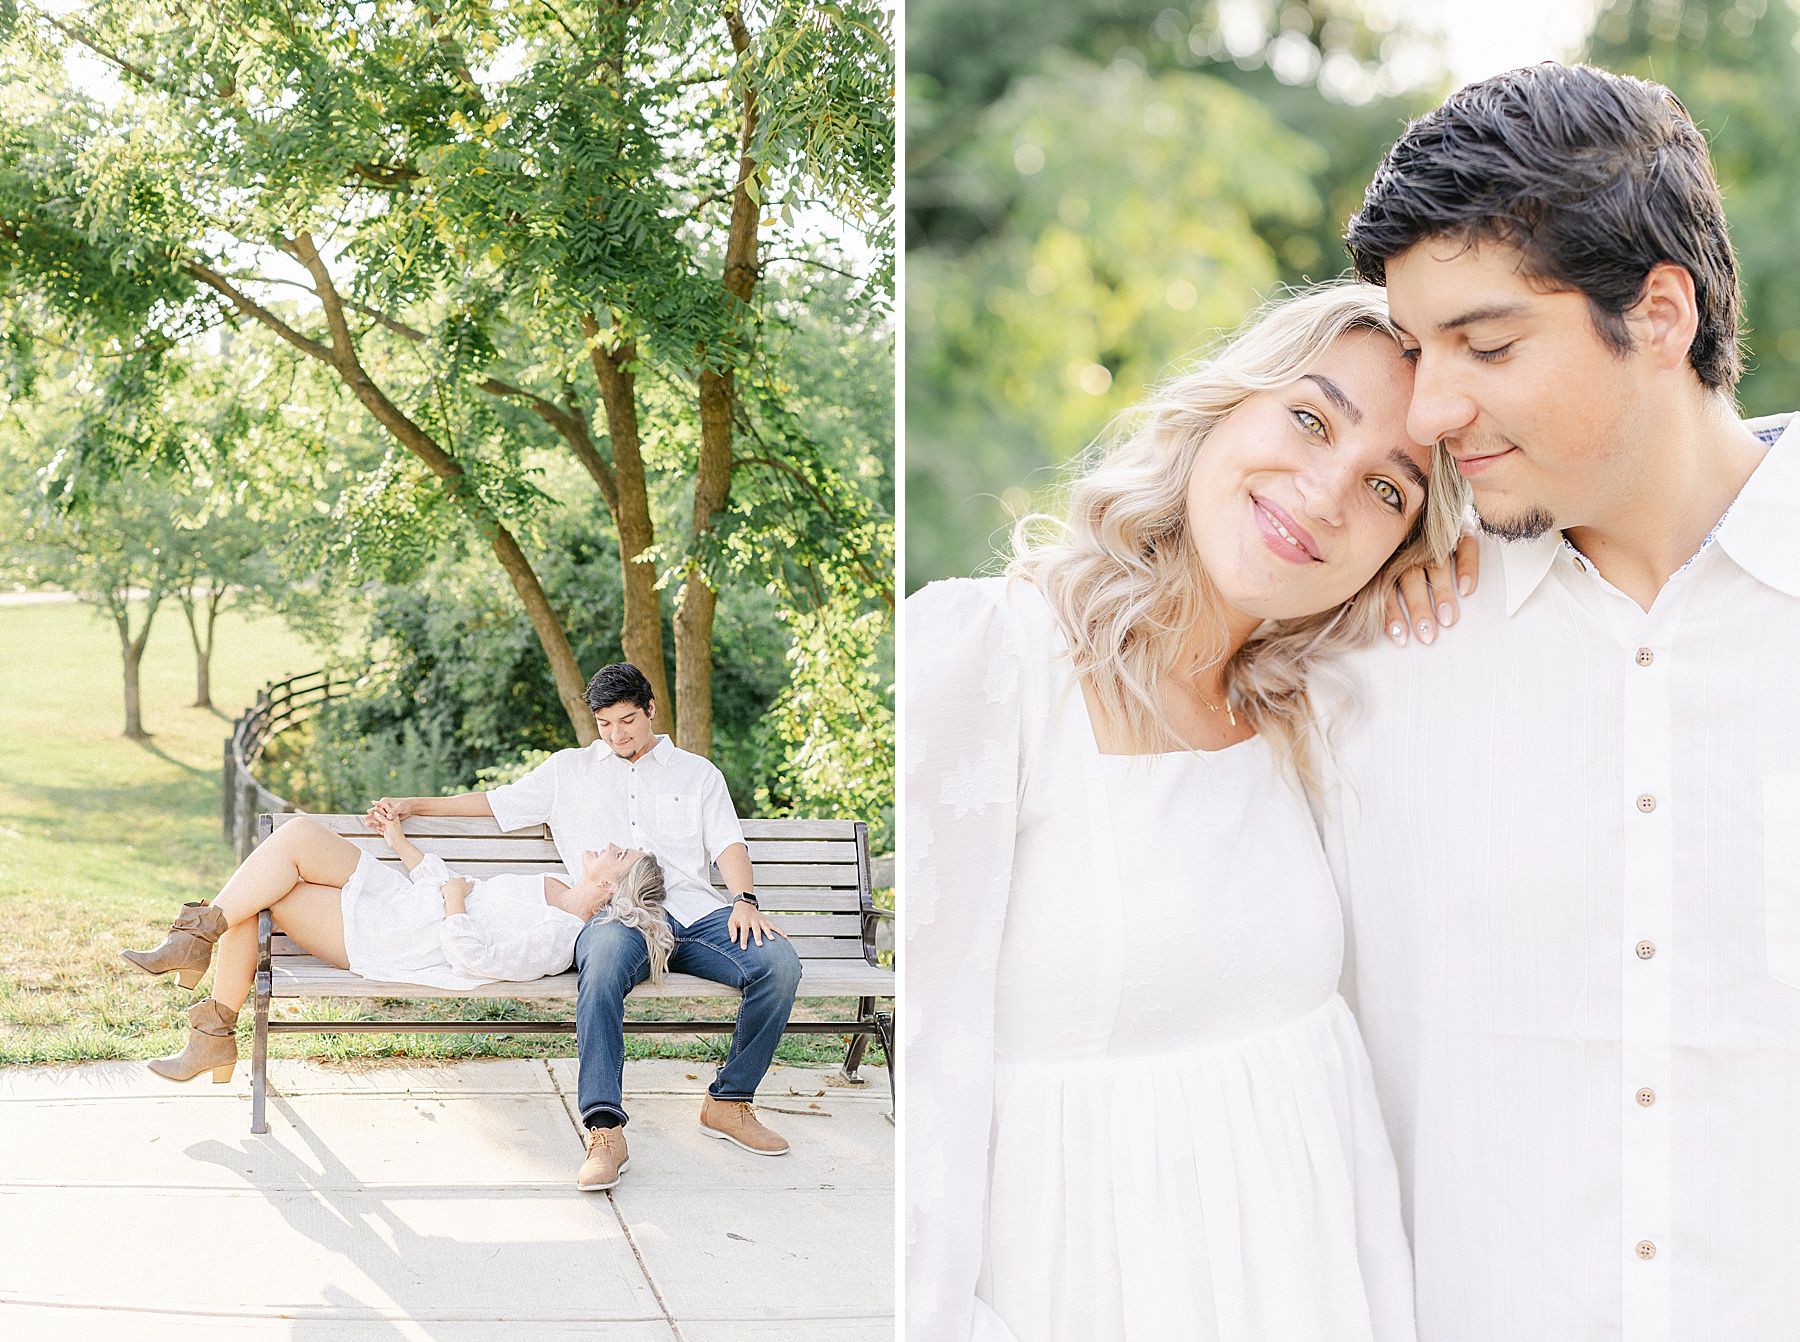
<box><xmin>119</xmin><ymin>814</ymin><xmax>671</xmax><ymax>1083</ymax></box>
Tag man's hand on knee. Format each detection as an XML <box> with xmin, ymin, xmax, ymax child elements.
<box><xmin>728</xmin><ymin>898</ymin><xmax>786</xmax><ymax>948</ymax></box>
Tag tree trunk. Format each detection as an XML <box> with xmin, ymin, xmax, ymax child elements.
<box><xmin>180</xmin><ymin>586</ymin><xmax>224</xmax><ymax>710</ymax></box>
<box><xmin>188</xmin><ymin>241</ymin><xmax>598</xmax><ymax>748</ymax></box>
<box><xmin>114</xmin><ymin>591</ymin><xmax>161</xmax><ymax>740</ymax></box>
<box><xmin>121</xmin><ymin>633</ymin><xmax>147</xmax><ymax>739</ymax></box>
<box><xmin>343</xmin><ymin>373</ymin><xmax>597</xmax><ymax>745</ymax></box>
<box><xmin>584</xmin><ymin>320</ymin><xmax>675</xmax><ymax>735</ymax></box>
<box><xmin>675</xmin><ymin>10</ymin><xmax>760</xmax><ymax>759</ymax></box>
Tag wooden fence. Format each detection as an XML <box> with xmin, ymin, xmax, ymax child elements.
<box><xmin>221</xmin><ymin>669</ymin><xmax>356</xmax><ymax>861</ymax></box>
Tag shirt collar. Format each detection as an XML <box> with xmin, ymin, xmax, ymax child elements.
<box><xmin>1716</xmin><ymin>413</ymin><xmax>1800</xmax><ymax>599</ymax></box>
<box><xmin>1498</xmin><ymin>412</ymin><xmax>1800</xmax><ymax>613</ymax></box>
<box><xmin>1500</xmin><ymin>529</ymin><xmax>1566</xmax><ymax>617</ymax></box>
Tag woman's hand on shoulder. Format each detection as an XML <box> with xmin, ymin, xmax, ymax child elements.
<box><xmin>1385</xmin><ymin>531</ymin><xmax>1479</xmax><ymax>647</ymax></box>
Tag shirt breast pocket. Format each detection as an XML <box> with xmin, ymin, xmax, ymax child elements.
<box><xmin>657</xmin><ymin>792</ymin><xmax>700</xmax><ymax>839</ymax></box>
<box><xmin>1763</xmin><ymin>776</ymin><xmax>1800</xmax><ymax>989</ymax></box>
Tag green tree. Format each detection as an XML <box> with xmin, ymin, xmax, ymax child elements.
<box><xmin>1</xmin><ymin>0</ymin><xmax>892</xmax><ymax>755</ymax></box>
<box><xmin>0</xmin><ymin>425</ymin><xmax>183</xmax><ymax>738</ymax></box>
<box><xmin>1583</xmin><ymin>0</ymin><xmax>1800</xmax><ymax>417</ymax></box>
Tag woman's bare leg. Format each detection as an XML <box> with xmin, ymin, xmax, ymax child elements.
<box><xmin>211</xmin><ymin>817</ymin><xmax>362</xmax><ymax>927</ymax></box>
<box><xmin>212</xmin><ymin>881</ymin><xmax>350</xmax><ymax>1012</ymax></box>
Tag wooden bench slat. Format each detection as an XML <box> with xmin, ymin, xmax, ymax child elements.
<box><xmin>750</xmin><ymin>890</ymin><xmax>865</xmax><ymax>912</ymax></box>
<box><xmin>268</xmin><ymin>956</ymin><xmax>893</xmax><ymax>999</ymax></box>
<box><xmin>343</xmin><ymin>835</ymin><xmax>560</xmax><ymax>860</ymax></box>
<box><xmin>739</xmin><ymin>818</ymin><xmax>860</xmax><ymax>839</ymax></box>
<box><xmin>269</xmin><ymin>912</ymin><xmax>864</xmax><ymax>960</ymax></box>
<box><xmin>339</xmin><ymin>835</ymin><xmax>863</xmax><ymax>866</ymax></box>
<box><xmin>740</xmin><ymin>841</ymin><xmax>860</xmax><ymax>862</ymax></box>
<box><xmin>711</xmin><ymin>863</ymin><xmax>862</xmax><ymax>887</ymax></box>
<box><xmin>341</xmin><ymin>856</ymin><xmax>864</xmax><ymax>889</ymax></box>
<box><xmin>276</xmin><ymin>814</ymin><xmax>550</xmax><ymax>838</ymax></box>
<box><xmin>272</xmin><ymin>893</ymin><xmax>863</xmax><ymax>956</ymax></box>
<box><xmin>777</xmin><ymin>940</ymin><xmax>872</xmax><ymax>958</ymax></box>
<box><xmin>283</xmin><ymin>814</ymin><xmax>863</xmax><ymax>842</ymax></box>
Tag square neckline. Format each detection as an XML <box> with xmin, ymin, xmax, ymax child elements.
<box><xmin>1070</xmin><ymin>664</ymin><xmax>1262</xmax><ymax>761</ymax></box>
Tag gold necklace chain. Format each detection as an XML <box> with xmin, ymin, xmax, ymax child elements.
<box><xmin>1193</xmin><ymin>686</ymin><xmax>1237</xmax><ymax>728</ymax></box>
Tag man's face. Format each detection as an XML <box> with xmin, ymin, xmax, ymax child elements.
<box><xmin>1386</xmin><ymin>238</ymin><xmax>1653</xmax><ymax>539</ymax></box>
<box><xmin>593</xmin><ymin>699</ymin><xmax>657</xmax><ymax>760</ymax></box>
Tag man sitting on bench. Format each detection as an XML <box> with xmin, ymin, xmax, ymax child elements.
<box><xmin>376</xmin><ymin>661</ymin><xmax>803</xmax><ymax>1191</ymax></box>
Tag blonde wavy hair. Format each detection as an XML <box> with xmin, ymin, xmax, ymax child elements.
<box><xmin>601</xmin><ymin>854</ymin><xmax>675</xmax><ymax>985</ymax></box>
<box><xmin>1009</xmin><ymin>280</ymin><xmax>1469</xmax><ymax>788</ymax></box>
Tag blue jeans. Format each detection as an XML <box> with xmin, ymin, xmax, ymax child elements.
<box><xmin>572</xmin><ymin>903</ymin><xmax>803</xmax><ymax>1127</ymax></box>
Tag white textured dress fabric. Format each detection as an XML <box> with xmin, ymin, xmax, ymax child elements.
<box><xmin>339</xmin><ymin>852</ymin><xmax>586</xmax><ymax>990</ymax></box>
<box><xmin>905</xmin><ymin>577</ymin><xmax>1414</xmax><ymax>1342</ymax></box>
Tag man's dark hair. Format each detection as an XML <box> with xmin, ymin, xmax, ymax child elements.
<box><xmin>585</xmin><ymin>662</ymin><xmax>655</xmax><ymax>714</ymax></box>
<box><xmin>1345</xmin><ymin>62</ymin><xmax>1742</xmax><ymax>391</ymax></box>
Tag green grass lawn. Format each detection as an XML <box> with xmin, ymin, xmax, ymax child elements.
<box><xmin>0</xmin><ymin>596</ymin><xmax>883</xmax><ymax>1074</ymax></box>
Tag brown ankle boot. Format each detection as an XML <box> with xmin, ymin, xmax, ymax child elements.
<box><xmin>122</xmin><ymin>902</ymin><xmax>229</xmax><ymax>990</ymax></box>
<box><xmin>147</xmin><ymin>997</ymin><xmax>240</xmax><ymax>1083</ymax></box>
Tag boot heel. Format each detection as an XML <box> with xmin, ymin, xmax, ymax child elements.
<box><xmin>211</xmin><ymin>1064</ymin><xmax>235</xmax><ymax>1083</ymax></box>
<box><xmin>176</xmin><ymin>967</ymin><xmax>205</xmax><ymax>990</ymax></box>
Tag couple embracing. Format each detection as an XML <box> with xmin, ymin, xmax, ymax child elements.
<box><xmin>122</xmin><ymin>662</ymin><xmax>805</xmax><ymax>1190</ymax></box>
<box><xmin>909</xmin><ymin>63</ymin><xmax>1800</xmax><ymax>1340</ymax></box>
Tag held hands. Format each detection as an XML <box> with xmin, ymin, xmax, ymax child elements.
<box><xmin>728</xmin><ymin>897</ymin><xmax>786</xmax><ymax>948</ymax></box>
<box><xmin>1385</xmin><ymin>531</ymin><xmax>1480</xmax><ymax>647</ymax></box>
<box><xmin>362</xmin><ymin>803</ymin><xmax>405</xmax><ymax>849</ymax></box>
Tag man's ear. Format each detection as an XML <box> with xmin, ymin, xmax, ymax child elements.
<box><xmin>644</xmin><ymin>699</ymin><xmax>657</xmax><ymax>720</ymax></box>
<box><xmin>1632</xmin><ymin>262</ymin><xmax>1701</xmax><ymax>376</ymax></box>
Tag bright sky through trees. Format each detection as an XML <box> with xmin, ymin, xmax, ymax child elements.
<box><xmin>1431</xmin><ymin>0</ymin><xmax>1602</xmax><ymax>84</ymax></box>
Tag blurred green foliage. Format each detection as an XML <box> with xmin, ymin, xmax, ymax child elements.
<box><xmin>905</xmin><ymin>0</ymin><xmax>1441</xmax><ymax>589</ymax></box>
<box><xmin>1583</xmin><ymin>0</ymin><xmax>1800</xmax><ymax>419</ymax></box>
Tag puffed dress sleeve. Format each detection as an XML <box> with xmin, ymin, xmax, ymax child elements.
<box><xmin>439</xmin><ymin>906</ymin><xmax>586</xmax><ymax>984</ymax></box>
<box><xmin>904</xmin><ymin>577</ymin><xmax>1036</xmax><ymax>1342</ymax></box>
<box><xmin>408</xmin><ymin>853</ymin><xmax>456</xmax><ymax>888</ymax></box>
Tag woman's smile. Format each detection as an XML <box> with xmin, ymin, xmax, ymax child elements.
<box><xmin>1251</xmin><ymin>495</ymin><xmax>1322</xmax><ymax>564</ymax></box>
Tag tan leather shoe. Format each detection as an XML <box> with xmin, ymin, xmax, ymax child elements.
<box><xmin>147</xmin><ymin>997</ymin><xmax>239</xmax><ymax>1083</ymax></box>
<box><xmin>699</xmin><ymin>1095</ymin><xmax>790</xmax><ymax>1156</ymax></box>
<box><xmin>122</xmin><ymin>902</ymin><xmax>228</xmax><ymax>990</ymax></box>
<box><xmin>577</xmin><ymin>1126</ymin><xmax>630</xmax><ymax>1191</ymax></box>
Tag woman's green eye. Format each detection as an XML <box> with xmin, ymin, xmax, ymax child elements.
<box><xmin>1370</xmin><ymin>478</ymin><xmax>1403</xmax><ymax>511</ymax></box>
<box><xmin>1293</xmin><ymin>408</ymin><xmax>1326</xmax><ymax>436</ymax></box>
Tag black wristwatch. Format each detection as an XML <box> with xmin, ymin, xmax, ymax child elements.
<box><xmin>734</xmin><ymin>892</ymin><xmax>759</xmax><ymax>908</ymax></box>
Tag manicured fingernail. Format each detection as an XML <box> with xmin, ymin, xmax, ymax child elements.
<box><xmin>1458</xmin><ymin>573</ymin><xmax>1474</xmax><ymax>596</ymax></box>
<box><xmin>1389</xmin><ymin>622</ymin><xmax>1406</xmax><ymax>645</ymax></box>
<box><xmin>1417</xmin><ymin>618</ymin><xmax>1435</xmax><ymax>645</ymax></box>
<box><xmin>1438</xmin><ymin>602</ymin><xmax>1455</xmax><ymax>627</ymax></box>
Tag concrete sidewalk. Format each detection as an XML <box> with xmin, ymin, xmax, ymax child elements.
<box><xmin>0</xmin><ymin>1056</ymin><xmax>894</xmax><ymax>1340</ymax></box>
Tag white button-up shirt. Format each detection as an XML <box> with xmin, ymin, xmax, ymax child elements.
<box><xmin>486</xmin><ymin>735</ymin><xmax>746</xmax><ymax>926</ymax></box>
<box><xmin>1319</xmin><ymin>413</ymin><xmax>1800</xmax><ymax>1342</ymax></box>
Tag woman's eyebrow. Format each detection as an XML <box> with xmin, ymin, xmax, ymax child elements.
<box><xmin>1391</xmin><ymin>447</ymin><xmax>1429</xmax><ymax>492</ymax></box>
<box><xmin>1302</xmin><ymin>373</ymin><xmax>1362</xmax><ymax>423</ymax></box>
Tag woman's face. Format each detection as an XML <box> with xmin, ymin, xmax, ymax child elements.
<box><xmin>588</xmin><ymin>843</ymin><xmax>648</xmax><ymax>884</ymax></box>
<box><xmin>1185</xmin><ymin>330</ymin><xmax>1431</xmax><ymax>625</ymax></box>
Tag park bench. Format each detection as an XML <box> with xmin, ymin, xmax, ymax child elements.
<box><xmin>250</xmin><ymin>812</ymin><xmax>894</xmax><ymax>1135</ymax></box>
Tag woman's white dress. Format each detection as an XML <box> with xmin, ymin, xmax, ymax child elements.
<box><xmin>339</xmin><ymin>852</ymin><xmax>586</xmax><ymax>990</ymax></box>
<box><xmin>905</xmin><ymin>577</ymin><xmax>1412</xmax><ymax>1342</ymax></box>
